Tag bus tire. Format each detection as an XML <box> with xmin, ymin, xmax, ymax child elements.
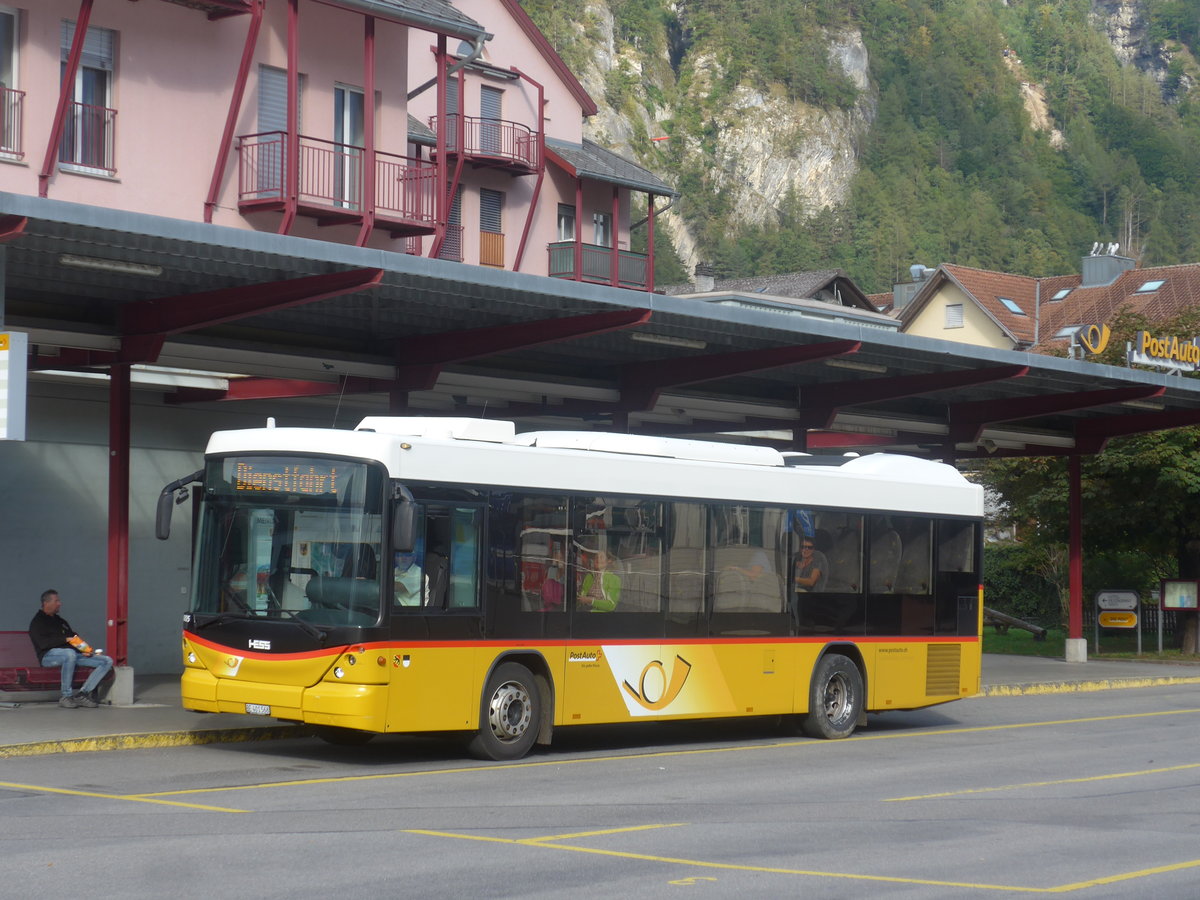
<box><xmin>315</xmin><ymin>725</ymin><xmax>375</xmax><ymax>746</ymax></box>
<box><xmin>802</xmin><ymin>653</ymin><xmax>862</xmax><ymax>740</ymax></box>
<box><xmin>469</xmin><ymin>662</ymin><xmax>540</xmax><ymax>761</ymax></box>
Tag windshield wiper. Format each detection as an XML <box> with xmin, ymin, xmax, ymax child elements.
<box><xmin>194</xmin><ymin>612</ymin><xmax>250</xmax><ymax>631</ymax></box>
<box><xmin>274</xmin><ymin>606</ymin><xmax>328</xmax><ymax>644</ymax></box>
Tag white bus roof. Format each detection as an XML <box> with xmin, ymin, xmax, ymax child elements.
<box><xmin>205</xmin><ymin>417</ymin><xmax>982</xmax><ymax>517</ymax></box>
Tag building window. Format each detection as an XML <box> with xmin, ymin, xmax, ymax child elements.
<box><xmin>557</xmin><ymin>204</ymin><xmax>576</xmax><ymax>241</ymax></box>
<box><xmin>479</xmin><ymin>188</ymin><xmax>504</xmax><ymax>267</ymax></box>
<box><xmin>944</xmin><ymin>304</ymin><xmax>964</xmax><ymax>329</ymax></box>
<box><xmin>438</xmin><ymin>184</ymin><xmax>463</xmax><ymax>262</ymax></box>
<box><xmin>59</xmin><ymin>20</ymin><xmax>116</xmax><ymax>174</ymax></box>
<box><xmin>1136</xmin><ymin>280</ymin><xmax>1165</xmax><ymax>294</ymax></box>
<box><xmin>1050</xmin><ymin>288</ymin><xmax>1071</xmax><ymax>301</ymax></box>
<box><xmin>593</xmin><ymin>211</ymin><xmax>612</xmax><ymax>248</ymax></box>
<box><xmin>0</xmin><ymin>7</ymin><xmax>19</xmax><ymax>158</ymax></box>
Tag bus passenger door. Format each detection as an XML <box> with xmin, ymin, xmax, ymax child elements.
<box><xmin>386</xmin><ymin>504</ymin><xmax>482</xmax><ymax>733</ymax></box>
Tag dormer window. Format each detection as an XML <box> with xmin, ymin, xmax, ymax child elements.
<box><xmin>998</xmin><ymin>297</ymin><xmax>1026</xmax><ymax>316</ymax></box>
<box><xmin>1054</xmin><ymin>325</ymin><xmax>1081</xmax><ymax>340</ymax></box>
<box><xmin>1135</xmin><ymin>280</ymin><xmax>1165</xmax><ymax>293</ymax></box>
<box><xmin>1050</xmin><ymin>288</ymin><xmax>1071</xmax><ymax>301</ymax></box>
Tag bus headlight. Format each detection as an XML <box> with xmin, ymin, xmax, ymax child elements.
<box><xmin>334</xmin><ymin>667</ymin><xmax>345</xmax><ymax>679</ymax></box>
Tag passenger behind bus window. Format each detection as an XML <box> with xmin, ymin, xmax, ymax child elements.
<box><xmin>577</xmin><ymin>549</ymin><xmax>621</xmax><ymax>612</ymax></box>
<box><xmin>729</xmin><ymin>548</ymin><xmax>772</xmax><ymax>581</ymax></box>
<box><xmin>540</xmin><ymin>538</ymin><xmax>566</xmax><ymax>611</ymax></box>
<box><xmin>794</xmin><ymin>535</ymin><xmax>829</xmax><ymax>592</ymax></box>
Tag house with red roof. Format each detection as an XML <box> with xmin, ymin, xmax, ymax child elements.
<box><xmin>894</xmin><ymin>250</ymin><xmax>1200</xmax><ymax>354</ymax></box>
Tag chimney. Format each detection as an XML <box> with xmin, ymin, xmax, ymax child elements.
<box><xmin>1081</xmin><ymin>242</ymin><xmax>1135</xmax><ymax>287</ymax></box>
<box><xmin>694</xmin><ymin>263</ymin><xmax>716</xmax><ymax>293</ymax></box>
<box><xmin>892</xmin><ymin>263</ymin><xmax>934</xmax><ymax>311</ymax></box>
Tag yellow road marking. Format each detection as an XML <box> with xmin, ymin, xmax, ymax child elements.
<box><xmin>404</xmin><ymin>828</ymin><xmax>1049</xmax><ymax>892</ymax></box>
<box><xmin>406</xmin><ymin>828</ymin><xmax>1200</xmax><ymax>893</ymax></box>
<box><xmin>521</xmin><ymin>823</ymin><xmax>684</xmax><ymax>844</ymax></box>
<box><xmin>0</xmin><ymin>780</ymin><xmax>247</xmax><ymax>813</ymax></box>
<box><xmin>886</xmin><ymin>761</ymin><xmax>1200</xmax><ymax>802</ymax></box>
<box><xmin>140</xmin><ymin>706</ymin><xmax>1200</xmax><ymax>800</ymax></box>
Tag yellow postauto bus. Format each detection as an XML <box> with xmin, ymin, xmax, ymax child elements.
<box><xmin>156</xmin><ymin>417</ymin><xmax>983</xmax><ymax>760</ymax></box>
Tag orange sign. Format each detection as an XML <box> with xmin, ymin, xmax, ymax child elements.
<box><xmin>1098</xmin><ymin>611</ymin><xmax>1137</xmax><ymax>629</ymax></box>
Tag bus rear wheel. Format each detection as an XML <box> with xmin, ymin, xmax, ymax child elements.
<box><xmin>802</xmin><ymin>653</ymin><xmax>862</xmax><ymax>740</ymax></box>
<box><xmin>469</xmin><ymin>662</ymin><xmax>540</xmax><ymax>761</ymax></box>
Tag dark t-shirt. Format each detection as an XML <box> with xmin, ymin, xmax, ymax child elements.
<box><xmin>28</xmin><ymin>609</ymin><xmax>75</xmax><ymax>658</ymax></box>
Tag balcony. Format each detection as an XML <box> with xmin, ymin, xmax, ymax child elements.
<box><xmin>548</xmin><ymin>240</ymin><xmax>649</xmax><ymax>291</ymax></box>
<box><xmin>58</xmin><ymin>101</ymin><xmax>116</xmax><ymax>174</ymax></box>
<box><xmin>237</xmin><ymin>131</ymin><xmax>438</xmax><ymax>236</ymax></box>
<box><xmin>0</xmin><ymin>87</ymin><xmax>23</xmax><ymax>158</ymax></box>
<box><xmin>428</xmin><ymin>114</ymin><xmax>539</xmax><ymax>175</ymax></box>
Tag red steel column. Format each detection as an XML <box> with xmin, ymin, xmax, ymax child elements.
<box><xmin>205</xmin><ymin>0</ymin><xmax>264</xmax><ymax>222</ymax></box>
<box><xmin>646</xmin><ymin>194</ymin><xmax>655</xmax><ymax>293</ymax></box>
<box><xmin>106</xmin><ymin>363</ymin><xmax>131</xmax><ymax>665</ymax></box>
<box><xmin>278</xmin><ymin>0</ymin><xmax>300</xmax><ymax>234</ymax></box>
<box><xmin>1068</xmin><ymin>454</ymin><xmax>1083</xmax><ymax>640</ymax></box>
<box><xmin>574</xmin><ymin>178</ymin><xmax>583</xmax><ymax>281</ymax></box>
<box><xmin>356</xmin><ymin>16</ymin><xmax>377</xmax><ymax>246</ymax></box>
<box><xmin>610</xmin><ymin>185</ymin><xmax>619</xmax><ymax>287</ymax></box>
<box><xmin>40</xmin><ymin>0</ymin><xmax>94</xmax><ymax>196</ymax></box>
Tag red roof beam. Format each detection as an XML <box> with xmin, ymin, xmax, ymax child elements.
<box><xmin>797</xmin><ymin>364</ymin><xmax>1029</xmax><ymax>430</ymax></box>
<box><xmin>620</xmin><ymin>340</ymin><xmax>862</xmax><ymax>411</ymax></box>
<box><xmin>947</xmin><ymin>385</ymin><xmax>1166</xmax><ymax>443</ymax></box>
<box><xmin>119</xmin><ymin>268</ymin><xmax>384</xmax><ymax>339</ymax></box>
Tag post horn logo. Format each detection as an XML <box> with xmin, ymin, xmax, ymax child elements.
<box><xmin>1078</xmin><ymin>323</ymin><xmax>1111</xmax><ymax>355</ymax></box>
<box><xmin>622</xmin><ymin>655</ymin><xmax>692</xmax><ymax>711</ymax></box>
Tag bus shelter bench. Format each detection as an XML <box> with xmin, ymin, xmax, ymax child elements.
<box><xmin>0</xmin><ymin>630</ymin><xmax>113</xmax><ymax>701</ymax></box>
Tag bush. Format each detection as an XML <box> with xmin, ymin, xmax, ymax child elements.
<box><xmin>983</xmin><ymin>543</ymin><xmax>1060</xmax><ymax>627</ymax></box>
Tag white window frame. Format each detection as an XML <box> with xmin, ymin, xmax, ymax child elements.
<box><xmin>0</xmin><ymin>5</ymin><xmax>20</xmax><ymax>159</ymax></box>
<box><xmin>556</xmin><ymin>203</ymin><xmax>575</xmax><ymax>242</ymax></box>
<box><xmin>593</xmin><ymin>211</ymin><xmax>612</xmax><ymax>248</ymax></box>
<box><xmin>59</xmin><ymin>19</ymin><xmax>116</xmax><ymax>176</ymax></box>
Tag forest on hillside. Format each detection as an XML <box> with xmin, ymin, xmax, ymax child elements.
<box><xmin>522</xmin><ymin>0</ymin><xmax>1200</xmax><ymax>292</ymax></box>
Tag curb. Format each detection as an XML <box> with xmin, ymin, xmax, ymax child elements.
<box><xmin>981</xmin><ymin>675</ymin><xmax>1200</xmax><ymax>697</ymax></box>
<box><xmin>0</xmin><ymin>724</ymin><xmax>314</xmax><ymax>759</ymax></box>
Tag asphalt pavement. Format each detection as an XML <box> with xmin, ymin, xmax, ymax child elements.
<box><xmin>3</xmin><ymin>654</ymin><xmax>1199</xmax><ymax>758</ymax></box>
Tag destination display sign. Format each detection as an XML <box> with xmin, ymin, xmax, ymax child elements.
<box><xmin>223</xmin><ymin>458</ymin><xmax>344</xmax><ymax>496</ymax></box>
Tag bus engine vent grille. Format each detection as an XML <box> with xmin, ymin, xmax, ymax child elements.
<box><xmin>925</xmin><ymin>643</ymin><xmax>962</xmax><ymax>696</ymax></box>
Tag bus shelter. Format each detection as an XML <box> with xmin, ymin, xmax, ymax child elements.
<box><xmin>4</xmin><ymin>192</ymin><xmax>1200</xmax><ymax>669</ymax></box>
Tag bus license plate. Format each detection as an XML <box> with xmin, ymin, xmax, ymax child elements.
<box><xmin>245</xmin><ymin>703</ymin><xmax>271</xmax><ymax>716</ymax></box>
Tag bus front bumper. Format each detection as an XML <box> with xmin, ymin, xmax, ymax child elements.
<box><xmin>182</xmin><ymin>669</ymin><xmax>388</xmax><ymax>732</ymax></box>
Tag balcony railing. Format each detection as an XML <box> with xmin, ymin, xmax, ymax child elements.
<box><xmin>428</xmin><ymin>115</ymin><xmax>539</xmax><ymax>171</ymax></box>
<box><xmin>548</xmin><ymin>240</ymin><xmax>649</xmax><ymax>291</ymax></box>
<box><xmin>0</xmin><ymin>87</ymin><xmax>23</xmax><ymax>158</ymax></box>
<box><xmin>59</xmin><ymin>101</ymin><xmax>116</xmax><ymax>174</ymax></box>
<box><xmin>237</xmin><ymin>131</ymin><xmax>438</xmax><ymax>227</ymax></box>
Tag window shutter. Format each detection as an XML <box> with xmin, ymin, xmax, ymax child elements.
<box><xmin>480</xmin><ymin>189</ymin><xmax>503</xmax><ymax>233</ymax></box>
<box><xmin>61</xmin><ymin>21</ymin><xmax>114</xmax><ymax>71</ymax></box>
<box><xmin>945</xmin><ymin>304</ymin><xmax>964</xmax><ymax>329</ymax></box>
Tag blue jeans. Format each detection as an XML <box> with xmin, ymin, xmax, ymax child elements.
<box><xmin>40</xmin><ymin>647</ymin><xmax>114</xmax><ymax>697</ymax></box>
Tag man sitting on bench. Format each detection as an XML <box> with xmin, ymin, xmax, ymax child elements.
<box><xmin>28</xmin><ymin>589</ymin><xmax>113</xmax><ymax>708</ymax></box>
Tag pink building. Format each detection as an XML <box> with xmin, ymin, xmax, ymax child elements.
<box><xmin>0</xmin><ymin>0</ymin><xmax>673</xmax><ymax>290</ymax></box>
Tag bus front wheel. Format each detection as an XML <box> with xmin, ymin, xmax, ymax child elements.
<box><xmin>469</xmin><ymin>662</ymin><xmax>541</xmax><ymax>761</ymax></box>
<box><xmin>802</xmin><ymin>654</ymin><xmax>862</xmax><ymax>740</ymax></box>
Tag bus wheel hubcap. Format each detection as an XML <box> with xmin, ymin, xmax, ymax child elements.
<box><xmin>488</xmin><ymin>681</ymin><xmax>531</xmax><ymax>741</ymax></box>
<box><xmin>824</xmin><ymin>675</ymin><xmax>851</xmax><ymax>723</ymax></box>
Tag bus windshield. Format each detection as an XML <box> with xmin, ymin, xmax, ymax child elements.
<box><xmin>191</xmin><ymin>456</ymin><xmax>385</xmax><ymax>628</ymax></box>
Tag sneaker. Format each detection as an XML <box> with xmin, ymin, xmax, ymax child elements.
<box><xmin>58</xmin><ymin>694</ymin><xmax>79</xmax><ymax>709</ymax></box>
<box><xmin>73</xmin><ymin>692</ymin><xmax>99</xmax><ymax>708</ymax></box>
